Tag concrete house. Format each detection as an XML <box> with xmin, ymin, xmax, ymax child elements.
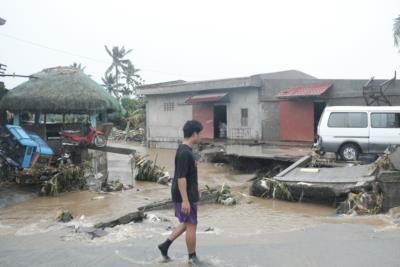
<box><xmin>139</xmin><ymin>70</ymin><xmax>400</xmax><ymax>148</ymax></box>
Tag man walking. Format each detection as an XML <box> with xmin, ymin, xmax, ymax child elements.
<box><xmin>158</xmin><ymin>120</ymin><xmax>203</xmax><ymax>264</ymax></box>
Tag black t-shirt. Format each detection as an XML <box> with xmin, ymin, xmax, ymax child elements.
<box><xmin>171</xmin><ymin>144</ymin><xmax>199</xmax><ymax>203</ymax></box>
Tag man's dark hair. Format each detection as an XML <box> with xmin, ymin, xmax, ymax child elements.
<box><xmin>183</xmin><ymin>120</ymin><xmax>203</xmax><ymax>138</ymax></box>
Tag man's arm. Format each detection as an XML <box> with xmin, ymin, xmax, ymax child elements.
<box><xmin>178</xmin><ymin>177</ymin><xmax>191</xmax><ymax>215</ymax></box>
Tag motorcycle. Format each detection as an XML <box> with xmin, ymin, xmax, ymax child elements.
<box><xmin>60</xmin><ymin>125</ymin><xmax>107</xmax><ymax>147</ymax></box>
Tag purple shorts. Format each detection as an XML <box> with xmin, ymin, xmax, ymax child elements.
<box><xmin>173</xmin><ymin>202</ymin><xmax>198</xmax><ymax>225</ymax></box>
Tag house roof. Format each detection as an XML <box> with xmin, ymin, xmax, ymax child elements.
<box><xmin>0</xmin><ymin>66</ymin><xmax>122</xmax><ymax>113</ymax></box>
<box><xmin>276</xmin><ymin>83</ymin><xmax>332</xmax><ymax>98</ymax></box>
<box><xmin>139</xmin><ymin>70</ymin><xmax>316</xmax><ymax>96</ymax></box>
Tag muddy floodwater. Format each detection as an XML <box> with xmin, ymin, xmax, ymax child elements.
<box><xmin>1</xmin><ymin>141</ymin><xmax>400</xmax><ymax>267</ymax></box>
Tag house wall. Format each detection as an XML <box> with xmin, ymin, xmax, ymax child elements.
<box><xmin>144</xmin><ymin>76</ymin><xmax>400</xmax><ymax>146</ymax></box>
<box><xmin>145</xmin><ymin>88</ymin><xmax>262</xmax><ymax>147</ymax></box>
<box><xmin>145</xmin><ymin>94</ymin><xmax>192</xmax><ymax>148</ymax></box>
<box><xmin>226</xmin><ymin>88</ymin><xmax>261</xmax><ymax>140</ymax></box>
<box><xmin>260</xmin><ymin>78</ymin><xmax>400</xmax><ymax>142</ymax></box>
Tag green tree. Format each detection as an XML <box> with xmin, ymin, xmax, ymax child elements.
<box><xmin>122</xmin><ymin>61</ymin><xmax>143</xmax><ymax>96</ymax></box>
<box><xmin>121</xmin><ymin>97</ymin><xmax>145</xmax><ymax>129</ymax></box>
<box><xmin>394</xmin><ymin>14</ymin><xmax>400</xmax><ymax>49</ymax></box>
<box><xmin>104</xmin><ymin>45</ymin><xmax>142</xmax><ymax>98</ymax></box>
<box><xmin>101</xmin><ymin>73</ymin><xmax>121</xmax><ymax>95</ymax></box>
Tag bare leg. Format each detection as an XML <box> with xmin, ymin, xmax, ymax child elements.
<box><xmin>185</xmin><ymin>223</ymin><xmax>197</xmax><ymax>254</ymax></box>
<box><xmin>168</xmin><ymin>223</ymin><xmax>186</xmax><ymax>241</ymax></box>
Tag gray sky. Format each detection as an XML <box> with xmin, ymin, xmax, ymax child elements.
<box><xmin>1</xmin><ymin>0</ymin><xmax>400</xmax><ymax>89</ymax></box>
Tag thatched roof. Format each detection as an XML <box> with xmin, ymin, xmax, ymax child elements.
<box><xmin>0</xmin><ymin>66</ymin><xmax>122</xmax><ymax>114</ymax></box>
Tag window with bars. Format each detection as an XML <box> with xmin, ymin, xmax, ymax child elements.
<box><xmin>164</xmin><ymin>102</ymin><xmax>175</xmax><ymax>112</ymax></box>
<box><xmin>241</xmin><ymin>108</ymin><xmax>248</xmax><ymax>127</ymax></box>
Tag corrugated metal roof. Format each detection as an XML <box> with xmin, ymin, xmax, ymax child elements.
<box><xmin>276</xmin><ymin>83</ymin><xmax>332</xmax><ymax>98</ymax></box>
<box><xmin>185</xmin><ymin>93</ymin><xmax>228</xmax><ymax>104</ymax></box>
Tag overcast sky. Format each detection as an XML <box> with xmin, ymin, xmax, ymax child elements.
<box><xmin>1</xmin><ymin>0</ymin><xmax>400</xmax><ymax>89</ymax></box>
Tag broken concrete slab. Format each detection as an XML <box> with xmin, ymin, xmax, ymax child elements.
<box><xmin>94</xmin><ymin>211</ymin><xmax>145</xmax><ymax>229</ymax></box>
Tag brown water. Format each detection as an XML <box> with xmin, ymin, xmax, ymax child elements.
<box><xmin>0</xmin><ymin>141</ymin><xmax>399</xmax><ymax>266</ymax></box>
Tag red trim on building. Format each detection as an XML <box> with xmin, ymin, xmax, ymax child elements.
<box><xmin>276</xmin><ymin>83</ymin><xmax>332</xmax><ymax>98</ymax></box>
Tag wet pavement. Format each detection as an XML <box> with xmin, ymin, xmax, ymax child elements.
<box><xmin>0</xmin><ymin>141</ymin><xmax>400</xmax><ymax>266</ymax></box>
<box><xmin>224</xmin><ymin>143</ymin><xmax>311</xmax><ymax>162</ymax></box>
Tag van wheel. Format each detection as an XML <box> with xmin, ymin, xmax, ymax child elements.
<box><xmin>339</xmin><ymin>143</ymin><xmax>360</xmax><ymax>161</ymax></box>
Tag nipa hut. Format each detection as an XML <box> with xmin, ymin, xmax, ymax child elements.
<box><xmin>0</xmin><ymin>66</ymin><xmax>122</xmax><ymax>144</ymax></box>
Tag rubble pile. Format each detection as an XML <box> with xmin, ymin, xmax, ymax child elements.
<box><xmin>110</xmin><ymin>128</ymin><xmax>144</xmax><ymax>142</ymax></box>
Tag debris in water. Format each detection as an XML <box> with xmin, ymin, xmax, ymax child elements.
<box><xmin>250</xmin><ymin>177</ymin><xmax>293</xmax><ymax>201</ymax></box>
<box><xmin>336</xmin><ymin>185</ymin><xmax>383</xmax><ymax>215</ymax></box>
<box><xmin>102</xmin><ymin>179</ymin><xmax>124</xmax><ymax>192</ymax></box>
<box><xmin>215</xmin><ymin>184</ymin><xmax>237</xmax><ymax>205</ymax></box>
<box><xmin>157</xmin><ymin>172</ymin><xmax>171</xmax><ymax>185</ymax></box>
<box><xmin>40</xmin><ymin>161</ymin><xmax>92</xmax><ymax>196</ymax></box>
<box><xmin>56</xmin><ymin>210</ymin><xmax>74</xmax><ymax>223</ymax></box>
<box><xmin>94</xmin><ymin>211</ymin><xmax>145</xmax><ymax>229</ymax></box>
<box><xmin>131</xmin><ymin>154</ymin><xmax>168</xmax><ymax>183</ymax></box>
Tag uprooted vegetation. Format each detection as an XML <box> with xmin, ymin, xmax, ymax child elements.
<box><xmin>130</xmin><ymin>154</ymin><xmax>170</xmax><ymax>184</ymax></box>
<box><xmin>39</xmin><ymin>161</ymin><xmax>92</xmax><ymax>196</ymax></box>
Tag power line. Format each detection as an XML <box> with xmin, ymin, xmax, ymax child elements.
<box><xmin>0</xmin><ymin>32</ymin><xmax>199</xmax><ymax>79</ymax></box>
<box><xmin>0</xmin><ymin>32</ymin><xmax>108</xmax><ymax>64</ymax></box>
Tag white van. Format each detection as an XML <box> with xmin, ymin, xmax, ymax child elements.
<box><xmin>316</xmin><ymin>106</ymin><xmax>400</xmax><ymax>161</ymax></box>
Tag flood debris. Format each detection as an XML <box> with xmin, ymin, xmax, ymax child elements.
<box><xmin>251</xmin><ymin>146</ymin><xmax>400</xmax><ymax>215</ymax></box>
<box><xmin>111</xmin><ymin>127</ymin><xmax>144</xmax><ymax>142</ymax></box>
<box><xmin>102</xmin><ymin>179</ymin><xmax>124</xmax><ymax>192</ymax></box>
<box><xmin>131</xmin><ymin>154</ymin><xmax>170</xmax><ymax>184</ymax></box>
<box><xmin>40</xmin><ymin>161</ymin><xmax>92</xmax><ymax>196</ymax></box>
<box><xmin>336</xmin><ymin>185</ymin><xmax>383</xmax><ymax>215</ymax></box>
<box><xmin>214</xmin><ymin>184</ymin><xmax>236</xmax><ymax>205</ymax></box>
<box><xmin>136</xmin><ymin>185</ymin><xmax>238</xmax><ymax>212</ymax></box>
<box><xmin>94</xmin><ymin>211</ymin><xmax>145</xmax><ymax>229</ymax></box>
<box><xmin>56</xmin><ymin>210</ymin><xmax>74</xmax><ymax>223</ymax></box>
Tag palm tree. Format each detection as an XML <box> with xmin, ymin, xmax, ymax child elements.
<box><xmin>394</xmin><ymin>15</ymin><xmax>400</xmax><ymax>48</ymax></box>
<box><xmin>105</xmin><ymin>46</ymin><xmax>131</xmax><ymax>87</ymax></box>
<box><xmin>101</xmin><ymin>73</ymin><xmax>121</xmax><ymax>97</ymax></box>
<box><xmin>122</xmin><ymin>61</ymin><xmax>143</xmax><ymax>95</ymax></box>
<box><xmin>70</xmin><ymin>62</ymin><xmax>86</xmax><ymax>71</ymax></box>
<box><xmin>104</xmin><ymin>45</ymin><xmax>143</xmax><ymax>98</ymax></box>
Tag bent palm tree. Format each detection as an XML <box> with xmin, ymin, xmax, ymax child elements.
<box><xmin>394</xmin><ymin>15</ymin><xmax>400</xmax><ymax>48</ymax></box>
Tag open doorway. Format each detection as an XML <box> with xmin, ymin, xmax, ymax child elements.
<box><xmin>214</xmin><ymin>105</ymin><xmax>227</xmax><ymax>139</ymax></box>
<box><xmin>314</xmin><ymin>102</ymin><xmax>326</xmax><ymax>136</ymax></box>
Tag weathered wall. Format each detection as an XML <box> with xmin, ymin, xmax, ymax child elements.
<box><xmin>145</xmin><ymin>94</ymin><xmax>192</xmax><ymax>148</ymax></box>
<box><xmin>260</xmin><ymin>78</ymin><xmax>400</xmax><ymax>142</ymax></box>
<box><xmin>226</xmin><ymin>88</ymin><xmax>261</xmax><ymax>140</ymax></box>
<box><xmin>145</xmin><ymin>76</ymin><xmax>400</xmax><ymax>145</ymax></box>
<box><xmin>145</xmin><ymin>88</ymin><xmax>262</xmax><ymax>146</ymax></box>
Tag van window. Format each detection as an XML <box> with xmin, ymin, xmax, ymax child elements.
<box><xmin>371</xmin><ymin>113</ymin><xmax>400</xmax><ymax>128</ymax></box>
<box><xmin>328</xmin><ymin>112</ymin><xmax>368</xmax><ymax>128</ymax></box>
